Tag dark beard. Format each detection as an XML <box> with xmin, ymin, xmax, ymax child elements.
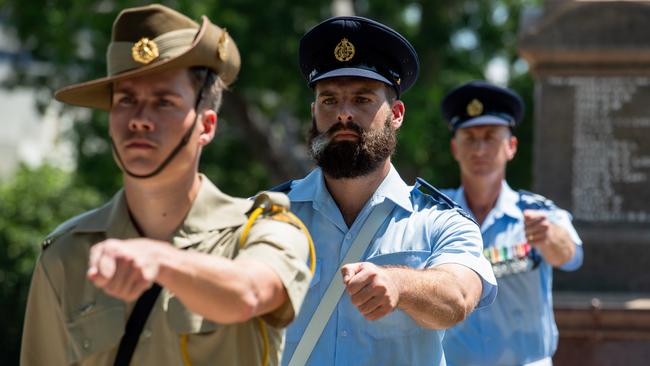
<box><xmin>307</xmin><ymin>115</ymin><xmax>397</xmax><ymax>179</ymax></box>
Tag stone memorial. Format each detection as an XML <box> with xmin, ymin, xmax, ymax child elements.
<box><xmin>519</xmin><ymin>1</ymin><xmax>650</xmax><ymax>364</ymax></box>
<box><xmin>519</xmin><ymin>0</ymin><xmax>650</xmax><ymax>292</ymax></box>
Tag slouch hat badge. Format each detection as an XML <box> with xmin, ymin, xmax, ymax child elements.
<box><xmin>334</xmin><ymin>38</ymin><xmax>355</xmax><ymax>62</ymax></box>
<box><xmin>132</xmin><ymin>37</ymin><xmax>159</xmax><ymax>64</ymax></box>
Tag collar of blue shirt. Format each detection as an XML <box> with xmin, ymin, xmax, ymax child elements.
<box><xmin>288</xmin><ymin>165</ymin><xmax>414</xmax><ymax>214</ymax></box>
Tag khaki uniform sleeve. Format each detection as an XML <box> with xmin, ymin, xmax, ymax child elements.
<box><xmin>236</xmin><ymin>217</ymin><xmax>312</xmax><ymax>328</ymax></box>
<box><xmin>21</xmin><ymin>258</ymin><xmax>69</xmax><ymax>365</ymax></box>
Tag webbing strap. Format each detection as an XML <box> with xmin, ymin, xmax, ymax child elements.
<box><xmin>287</xmin><ymin>201</ymin><xmax>393</xmax><ymax>366</ymax></box>
<box><xmin>113</xmin><ymin>284</ymin><xmax>162</xmax><ymax>366</ymax></box>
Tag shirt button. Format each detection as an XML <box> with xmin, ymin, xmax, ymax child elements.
<box><xmin>79</xmin><ymin>302</ymin><xmax>95</xmax><ymax>315</ymax></box>
<box><xmin>83</xmin><ymin>339</ymin><xmax>91</xmax><ymax>350</ymax></box>
<box><xmin>340</xmin><ymin>330</ymin><xmax>348</xmax><ymax>337</ymax></box>
<box><xmin>345</xmin><ymin>234</ymin><xmax>352</xmax><ymax>240</ymax></box>
<box><xmin>142</xmin><ymin>329</ymin><xmax>152</xmax><ymax>339</ymax></box>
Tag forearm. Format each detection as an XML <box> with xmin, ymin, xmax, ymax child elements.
<box><xmin>385</xmin><ymin>264</ymin><xmax>481</xmax><ymax>329</ymax></box>
<box><xmin>538</xmin><ymin>224</ymin><xmax>576</xmax><ymax>267</ymax></box>
<box><xmin>156</xmin><ymin>247</ymin><xmax>285</xmax><ymax>324</ymax></box>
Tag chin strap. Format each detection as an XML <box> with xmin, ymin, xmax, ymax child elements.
<box><xmin>111</xmin><ymin>119</ymin><xmax>198</xmax><ymax>179</ymax></box>
<box><xmin>112</xmin><ymin>71</ymin><xmax>209</xmax><ymax>179</ymax></box>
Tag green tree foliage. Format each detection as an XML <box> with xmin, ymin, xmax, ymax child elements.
<box><xmin>2</xmin><ymin>0</ymin><xmax>539</xmax><ymax>196</ymax></box>
<box><xmin>0</xmin><ymin>164</ymin><xmax>102</xmax><ymax>363</ymax></box>
<box><xmin>0</xmin><ymin>0</ymin><xmax>540</xmax><ymax>362</ymax></box>
<box><xmin>360</xmin><ymin>0</ymin><xmax>538</xmax><ymax>188</ymax></box>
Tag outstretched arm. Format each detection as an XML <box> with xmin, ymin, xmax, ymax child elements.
<box><xmin>88</xmin><ymin>238</ymin><xmax>290</xmax><ymax>324</ymax></box>
<box><xmin>341</xmin><ymin>261</ymin><xmax>482</xmax><ymax>329</ymax></box>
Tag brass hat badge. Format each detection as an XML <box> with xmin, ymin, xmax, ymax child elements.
<box><xmin>334</xmin><ymin>38</ymin><xmax>355</xmax><ymax>62</ymax></box>
<box><xmin>467</xmin><ymin>99</ymin><xmax>484</xmax><ymax>117</ymax></box>
<box><xmin>217</xmin><ymin>29</ymin><xmax>229</xmax><ymax>61</ymax></box>
<box><xmin>132</xmin><ymin>38</ymin><xmax>159</xmax><ymax>64</ymax></box>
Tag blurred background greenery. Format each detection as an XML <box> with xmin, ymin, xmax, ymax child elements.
<box><xmin>0</xmin><ymin>0</ymin><xmax>539</xmax><ymax>362</ymax></box>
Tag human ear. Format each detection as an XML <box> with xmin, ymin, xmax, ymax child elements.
<box><xmin>199</xmin><ymin>110</ymin><xmax>217</xmax><ymax>145</ymax></box>
<box><xmin>391</xmin><ymin>100</ymin><xmax>405</xmax><ymax>129</ymax></box>
<box><xmin>506</xmin><ymin>135</ymin><xmax>518</xmax><ymax>160</ymax></box>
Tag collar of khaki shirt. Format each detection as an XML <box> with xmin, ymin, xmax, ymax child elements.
<box><xmin>69</xmin><ymin>174</ymin><xmax>254</xmax><ymax>248</ymax></box>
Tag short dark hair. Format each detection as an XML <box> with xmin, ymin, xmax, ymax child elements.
<box><xmin>188</xmin><ymin>67</ymin><xmax>226</xmax><ymax>112</ymax></box>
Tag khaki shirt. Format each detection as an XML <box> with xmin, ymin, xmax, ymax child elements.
<box><xmin>21</xmin><ymin>176</ymin><xmax>311</xmax><ymax>366</ymax></box>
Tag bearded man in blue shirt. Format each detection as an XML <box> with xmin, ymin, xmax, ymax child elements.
<box><xmin>440</xmin><ymin>80</ymin><xmax>583</xmax><ymax>366</ymax></box>
<box><xmin>276</xmin><ymin>17</ymin><xmax>497</xmax><ymax>366</ymax></box>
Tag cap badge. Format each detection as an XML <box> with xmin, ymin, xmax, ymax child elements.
<box><xmin>217</xmin><ymin>29</ymin><xmax>229</xmax><ymax>61</ymax></box>
<box><xmin>334</xmin><ymin>38</ymin><xmax>355</xmax><ymax>62</ymax></box>
<box><xmin>467</xmin><ymin>99</ymin><xmax>484</xmax><ymax>117</ymax></box>
<box><xmin>132</xmin><ymin>38</ymin><xmax>159</xmax><ymax>64</ymax></box>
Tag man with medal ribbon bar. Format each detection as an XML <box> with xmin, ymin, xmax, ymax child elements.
<box><xmin>439</xmin><ymin>80</ymin><xmax>584</xmax><ymax>366</ymax></box>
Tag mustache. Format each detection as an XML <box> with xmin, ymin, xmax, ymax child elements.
<box><xmin>326</xmin><ymin>121</ymin><xmax>363</xmax><ymax>136</ymax></box>
<box><xmin>310</xmin><ymin>121</ymin><xmax>363</xmax><ymax>157</ymax></box>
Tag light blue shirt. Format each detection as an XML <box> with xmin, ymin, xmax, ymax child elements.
<box><xmin>442</xmin><ymin>181</ymin><xmax>583</xmax><ymax>366</ymax></box>
<box><xmin>282</xmin><ymin>166</ymin><xmax>497</xmax><ymax>366</ymax></box>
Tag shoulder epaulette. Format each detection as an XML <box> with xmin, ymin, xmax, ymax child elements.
<box><xmin>41</xmin><ymin>223</ymin><xmax>77</xmax><ymax>250</ymax></box>
<box><xmin>517</xmin><ymin>190</ymin><xmax>556</xmax><ymax>211</ymax></box>
<box><xmin>241</xmin><ymin>191</ymin><xmax>315</xmax><ymax>272</ymax></box>
<box><xmin>268</xmin><ymin>180</ymin><xmax>293</xmax><ymax>194</ymax></box>
<box><xmin>415</xmin><ymin>177</ymin><xmax>478</xmax><ymax>226</ymax></box>
<box><xmin>39</xmin><ymin>206</ymin><xmax>104</xmax><ymax>250</ymax></box>
<box><xmin>249</xmin><ymin>191</ymin><xmax>290</xmax><ymax>214</ymax></box>
<box><xmin>246</xmin><ymin>191</ymin><xmax>302</xmax><ymax>229</ymax></box>
<box><xmin>415</xmin><ymin>177</ymin><xmax>459</xmax><ymax>210</ymax></box>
